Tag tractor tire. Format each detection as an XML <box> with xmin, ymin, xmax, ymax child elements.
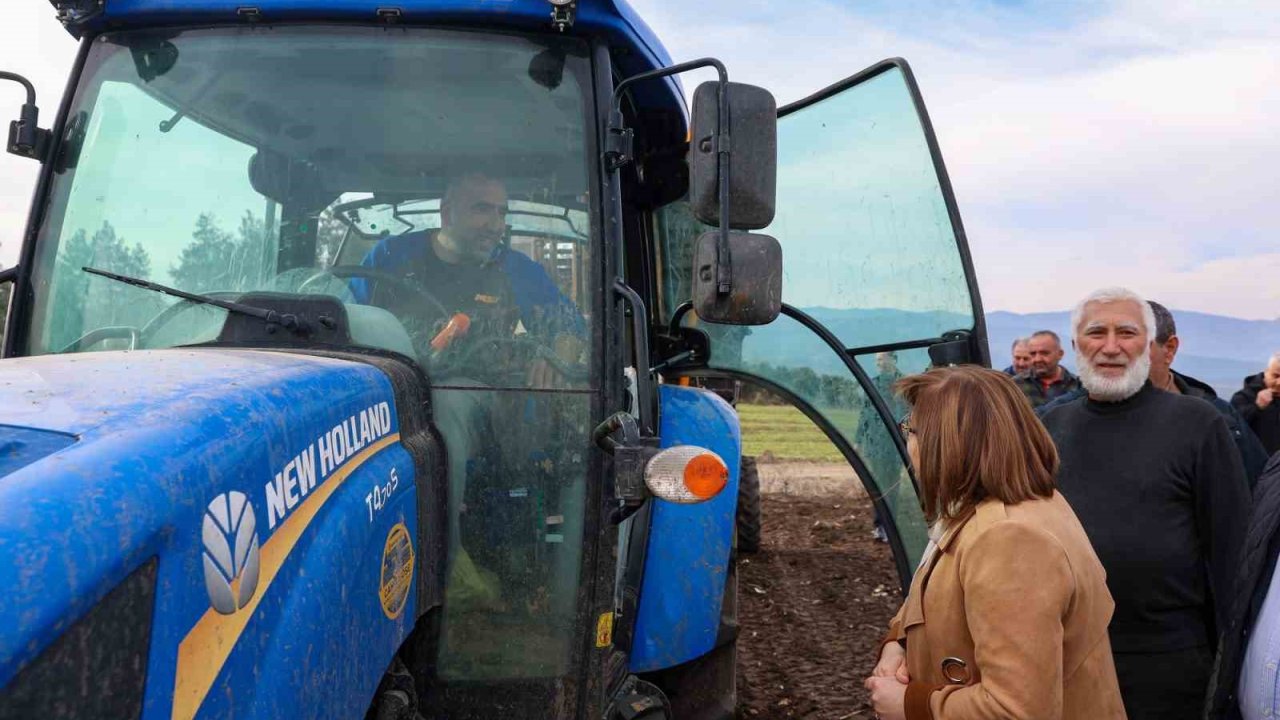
<box><xmin>365</xmin><ymin>655</ymin><xmax>419</xmax><ymax>720</ymax></box>
<box><xmin>736</xmin><ymin>456</ymin><xmax>762</xmax><ymax>554</ymax></box>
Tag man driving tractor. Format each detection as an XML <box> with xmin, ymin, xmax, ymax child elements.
<box><xmin>351</xmin><ymin>172</ymin><xmax>584</xmax><ymax>386</ymax></box>
<box><xmin>350</xmin><ymin>172</ymin><xmax>587</xmax><ymax>612</ymax></box>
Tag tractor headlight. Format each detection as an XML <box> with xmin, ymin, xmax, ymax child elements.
<box><xmin>644</xmin><ymin>446</ymin><xmax>729</xmax><ymax>504</ymax></box>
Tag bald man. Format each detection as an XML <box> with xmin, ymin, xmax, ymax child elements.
<box><xmin>1233</xmin><ymin>354</ymin><xmax>1280</xmax><ymax>456</ymax></box>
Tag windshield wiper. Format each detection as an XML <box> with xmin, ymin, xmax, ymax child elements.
<box><xmin>83</xmin><ymin>266</ymin><xmax>313</xmax><ymax>336</ymax></box>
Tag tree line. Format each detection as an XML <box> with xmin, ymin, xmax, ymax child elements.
<box><xmin>47</xmin><ymin>211</ymin><xmax>277</xmax><ymax>351</ymax></box>
<box><xmin>2</xmin><ymin>206</ymin><xmax>351</xmax><ymax>350</ymax></box>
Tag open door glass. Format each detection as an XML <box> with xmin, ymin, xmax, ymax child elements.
<box><xmin>656</xmin><ymin>59</ymin><xmax>986</xmax><ymax>583</ymax></box>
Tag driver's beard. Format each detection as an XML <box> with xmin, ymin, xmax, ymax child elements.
<box><xmin>1077</xmin><ymin>350</ymin><xmax>1150</xmax><ymax>402</ymax></box>
<box><xmin>438</xmin><ymin>230</ymin><xmax>496</xmax><ymax>266</ymax></box>
<box><xmin>462</xmin><ymin>242</ymin><xmax>496</xmax><ymax>265</ymax></box>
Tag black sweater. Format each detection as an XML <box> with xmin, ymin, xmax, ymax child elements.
<box><xmin>1041</xmin><ymin>382</ymin><xmax>1250</xmax><ymax>653</ymax></box>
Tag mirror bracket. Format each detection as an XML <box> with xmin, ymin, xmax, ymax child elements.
<box><xmin>549</xmin><ymin>1</ymin><xmax>576</xmax><ymax>32</ymax></box>
<box><xmin>1</xmin><ymin>72</ymin><xmax>51</xmax><ymax>162</ymax></box>
<box><xmin>603</xmin><ymin>110</ymin><xmax>634</xmax><ymax>171</ymax></box>
<box><xmin>609</xmin><ymin>59</ymin><xmax>736</xmax><ymax>293</ymax></box>
<box><xmin>652</xmin><ymin>324</ymin><xmax>710</xmax><ymax>375</ymax></box>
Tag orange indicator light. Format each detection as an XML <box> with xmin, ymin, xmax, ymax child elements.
<box><xmin>684</xmin><ymin>454</ymin><xmax>728</xmax><ymax>499</ymax></box>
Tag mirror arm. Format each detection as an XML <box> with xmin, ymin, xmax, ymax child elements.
<box><xmin>0</xmin><ymin>72</ymin><xmax>36</xmax><ymax>108</ymax></box>
<box><xmin>0</xmin><ymin>267</ymin><xmax>15</xmax><ymax>284</ymax></box>
<box><xmin>713</xmin><ymin>80</ymin><xmax>732</xmax><ymax>294</ymax></box>
<box><xmin>612</xmin><ymin>278</ymin><xmax>656</xmax><ymax>435</ymax></box>
<box><xmin>667</xmin><ymin>300</ymin><xmax>694</xmax><ymax>336</ymax></box>
<box><xmin>1</xmin><ymin>71</ymin><xmax>51</xmax><ymax>162</ymax></box>
<box><xmin>607</xmin><ymin>59</ymin><xmax>735</xmax><ymax>293</ymax></box>
<box><xmin>610</xmin><ymin>57</ymin><xmax>728</xmax><ymax>115</ymax></box>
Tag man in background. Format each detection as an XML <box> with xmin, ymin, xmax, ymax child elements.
<box><xmin>861</xmin><ymin>351</ymin><xmax>906</xmax><ymax>543</ymax></box>
<box><xmin>1014</xmin><ymin>330</ymin><xmax>1081</xmax><ymax>408</ymax></box>
<box><xmin>1233</xmin><ymin>354</ymin><xmax>1280</xmax><ymax>456</ymax></box>
<box><xmin>1003</xmin><ymin>337</ymin><xmax>1032</xmax><ymax>377</ymax></box>
<box><xmin>1207</xmin><ymin>452</ymin><xmax>1280</xmax><ymax>720</ymax></box>
<box><xmin>1147</xmin><ymin>301</ymin><xmax>1268</xmax><ymax>485</ymax></box>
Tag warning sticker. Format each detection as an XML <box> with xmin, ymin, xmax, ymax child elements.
<box><xmin>379</xmin><ymin>522</ymin><xmax>415</xmax><ymax>619</ymax></box>
<box><xmin>595</xmin><ymin>612</ymin><xmax>614</xmax><ymax>648</ymax></box>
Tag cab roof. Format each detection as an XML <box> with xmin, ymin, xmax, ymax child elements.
<box><xmin>55</xmin><ymin>0</ymin><xmax>674</xmax><ymax>74</ymax></box>
<box><xmin>54</xmin><ymin>0</ymin><xmax>688</xmax><ymax>142</ymax></box>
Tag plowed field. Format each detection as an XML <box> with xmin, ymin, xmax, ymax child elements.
<box><xmin>736</xmin><ymin>487</ymin><xmax>902</xmax><ymax>719</ymax></box>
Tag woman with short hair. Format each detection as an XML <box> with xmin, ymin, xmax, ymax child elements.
<box><xmin>864</xmin><ymin>365</ymin><xmax>1125</xmax><ymax>720</ymax></box>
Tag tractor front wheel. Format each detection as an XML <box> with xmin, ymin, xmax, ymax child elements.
<box><xmin>736</xmin><ymin>456</ymin><xmax>762</xmax><ymax>554</ymax></box>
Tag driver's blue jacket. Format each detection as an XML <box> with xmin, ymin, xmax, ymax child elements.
<box><xmin>350</xmin><ymin>231</ymin><xmax>584</xmax><ymax>339</ymax></box>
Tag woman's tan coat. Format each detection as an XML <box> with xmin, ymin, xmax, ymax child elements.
<box><xmin>883</xmin><ymin>492</ymin><xmax>1126</xmax><ymax>719</ymax></box>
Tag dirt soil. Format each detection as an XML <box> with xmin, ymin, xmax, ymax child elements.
<box><xmin>736</xmin><ymin>487</ymin><xmax>903</xmax><ymax>719</ymax></box>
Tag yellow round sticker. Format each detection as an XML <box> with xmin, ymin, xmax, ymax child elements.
<box><xmin>379</xmin><ymin>522</ymin><xmax>415</xmax><ymax>619</ymax></box>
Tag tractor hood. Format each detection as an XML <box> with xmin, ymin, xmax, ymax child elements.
<box><xmin>0</xmin><ymin>349</ymin><xmax>408</xmax><ymax>689</ymax></box>
<box><xmin>0</xmin><ymin>425</ymin><xmax>77</xmax><ymax>478</ymax></box>
<box><xmin>0</xmin><ymin>349</ymin><xmax>353</xmax><ymax>438</ymax></box>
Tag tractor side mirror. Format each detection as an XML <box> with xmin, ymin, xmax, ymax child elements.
<box><xmin>607</xmin><ymin>62</ymin><xmax>782</xmax><ymax>326</ymax></box>
<box><xmin>691</xmin><ymin>230</ymin><xmax>781</xmax><ymax>326</ymax></box>
<box><xmin>1</xmin><ymin>72</ymin><xmax>51</xmax><ymax>162</ymax></box>
<box><xmin>688</xmin><ymin>81</ymin><xmax>777</xmax><ymax>230</ymax></box>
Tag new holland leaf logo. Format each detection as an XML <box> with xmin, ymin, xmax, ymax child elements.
<box><xmin>201</xmin><ymin>491</ymin><xmax>262</xmax><ymax>615</ymax></box>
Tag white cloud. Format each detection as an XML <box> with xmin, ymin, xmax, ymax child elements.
<box><xmin>1</xmin><ymin>2</ymin><xmax>1277</xmax><ymax>321</ymax></box>
<box><xmin>967</xmin><ymin>223</ymin><xmax>1280</xmax><ymax>321</ymax></box>
<box><xmin>630</xmin><ymin>0</ymin><xmax>1280</xmax><ymax>319</ymax></box>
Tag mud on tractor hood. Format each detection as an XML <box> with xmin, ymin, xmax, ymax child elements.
<box><xmin>0</xmin><ymin>348</ymin><xmax>395</xmax><ymax>485</ymax></box>
<box><xmin>0</xmin><ymin>347</ymin><xmax>406</xmax><ymax>690</ymax></box>
<box><xmin>0</xmin><ymin>425</ymin><xmax>77</xmax><ymax>478</ymax></box>
<box><xmin>0</xmin><ymin>349</ymin><xmax>356</xmax><ymax>437</ymax></box>
<box><xmin>0</xmin><ymin>350</ymin><xmax>306</xmax><ymax>478</ymax></box>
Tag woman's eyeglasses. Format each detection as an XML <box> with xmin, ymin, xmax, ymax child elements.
<box><xmin>897</xmin><ymin>415</ymin><xmax>915</xmax><ymax>439</ymax></box>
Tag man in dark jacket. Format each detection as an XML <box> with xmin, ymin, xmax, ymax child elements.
<box><xmin>1002</xmin><ymin>337</ymin><xmax>1031</xmax><ymax>377</ymax></box>
<box><xmin>1014</xmin><ymin>330</ymin><xmax>1081</xmax><ymax>407</ymax></box>
<box><xmin>1206</xmin><ymin>451</ymin><xmax>1280</xmax><ymax>720</ymax></box>
<box><xmin>1148</xmin><ymin>302</ymin><xmax>1269</xmax><ymax>486</ymax></box>
<box><xmin>1233</xmin><ymin>355</ymin><xmax>1280</xmax><ymax>456</ymax></box>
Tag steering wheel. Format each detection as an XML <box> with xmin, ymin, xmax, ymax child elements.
<box><xmin>302</xmin><ymin>265</ymin><xmax>451</xmax><ymax>355</ymax></box>
<box><xmin>434</xmin><ymin>332</ymin><xmax>590</xmax><ymax>387</ymax></box>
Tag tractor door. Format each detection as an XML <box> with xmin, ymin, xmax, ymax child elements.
<box><xmin>656</xmin><ymin>59</ymin><xmax>987</xmax><ymax>584</ymax></box>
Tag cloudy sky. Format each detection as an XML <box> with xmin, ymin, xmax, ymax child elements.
<box><xmin>2</xmin><ymin>1</ymin><xmax>1278</xmax><ymax>319</ymax></box>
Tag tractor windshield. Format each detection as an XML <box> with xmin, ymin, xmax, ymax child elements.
<box><xmin>21</xmin><ymin>26</ymin><xmax>602</xmax><ymax>709</ymax></box>
<box><xmin>21</xmin><ymin>25</ymin><xmax>595</xmax><ymax>384</ymax></box>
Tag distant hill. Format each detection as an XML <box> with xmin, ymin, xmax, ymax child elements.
<box><xmin>737</xmin><ymin>307</ymin><xmax>972</xmax><ymax>376</ymax></box>
<box><xmin>988</xmin><ymin>309</ymin><xmax>1280</xmax><ymax>398</ymax></box>
<box><xmin>733</xmin><ymin>306</ymin><xmax>1279</xmax><ymax>400</ymax></box>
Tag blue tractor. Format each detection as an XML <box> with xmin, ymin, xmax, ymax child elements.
<box><xmin>0</xmin><ymin>1</ymin><xmax>989</xmax><ymax>717</ymax></box>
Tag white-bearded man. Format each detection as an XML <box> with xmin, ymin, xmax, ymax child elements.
<box><xmin>1039</xmin><ymin>286</ymin><xmax>1250</xmax><ymax>720</ymax></box>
